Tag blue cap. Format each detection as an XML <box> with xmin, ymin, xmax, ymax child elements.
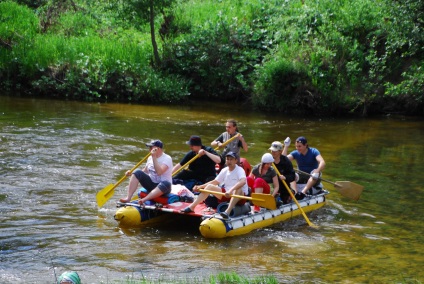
<box><xmin>145</xmin><ymin>140</ymin><xmax>163</xmax><ymax>148</ymax></box>
<box><xmin>296</xmin><ymin>136</ymin><xmax>307</xmax><ymax>145</ymax></box>
<box><xmin>225</xmin><ymin>151</ymin><xmax>238</xmax><ymax>159</ymax></box>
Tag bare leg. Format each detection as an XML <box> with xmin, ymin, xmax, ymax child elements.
<box><xmin>119</xmin><ymin>175</ymin><xmax>140</xmax><ymax>203</ymax></box>
<box><xmin>186</xmin><ymin>184</ymin><xmax>222</xmax><ymax>211</ymax></box>
<box><xmin>290</xmin><ymin>181</ymin><xmax>298</xmax><ymax>193</ymax></box>
<box><xmin>139</xmin><ymin>187</ymin><xmax>163</xmax><ymax>204</ymax></box>
<box><xmin>254</xmin><ymin>187</ymin><xmax>263</xmax><ymax>194</ymax></box>
<box><xmin>301</xmin><ymin>177</ymin><xmax>319</xmax><ymax>194</ymax></box>
<box><xmin>185</xmin><ymin>192</ymin><xmax>209</xmax><ymax>211</ymax></box>
<box><xmin>224</xmin><ymin>197</ymin><xmax>240</xmax><ymax>215</ymax></box>
<box><xmin>224</xmin><ymin>187</ymin><xmax>243</xmax><ymax>215</ymax></box>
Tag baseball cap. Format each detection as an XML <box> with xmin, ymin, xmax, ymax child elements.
<box><xmin>145</xmin><ymin>139</ymin><xmax>163</xmax><ymax>148</ymax></box>
<box><xmin>269</xmin><ymin>141</ymin><xmax>283</xmax><ymax>151</ymax></box>
<box><xmin>225</xmin><ymin>151</ymin><xmax>238</xmax><ymax>159</ymax></box>
<box><xmin>186</xmin><ymin>135</ymin><xmax>202</xmax><ymax>146</ymax></box>
<box><xmin>296</xmin><ymin>136</ymin><xmax>307</xmax><ymax>145</ymax></box>
<box><xmin>261</xmin><ymin>153</ymin><xmax>274</xmax><ymax>163</ymax></box>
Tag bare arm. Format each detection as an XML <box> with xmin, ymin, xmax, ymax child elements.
<box><xmin>151</xmin><ymin>148</ymin><xmax>168</xmax><ymax>176</ymax></box>
<box><xmin>193</xmin><ymin>179</ymin><xmax>219</xmax><ymax>192</ymax></box>
<box><xmin>226</xmin><ymin>177</ymin><xmax>246</xmax><ymax>196</ymax></box>
<box><xmin>172</xmin><ymin>163</ymin><xmax>182</xmax><ymax>174</ymax></box>
<box><xmin>314</xmin><ymin>155</ymin><xmax>326</xmax><ymax>173</ymax></box>
<box><xmin>239</xmin><ymin>134</ymin><xmax>248</xmax><ymax>152</ymax></box>
<box><xmin>152</xmin><ymin>156</ymin><xmax>169</xmax><ymax>176</ymax></box>
<box><xmin>271</xmin><ymin>175</ymin><xmax>280</xmax><ymax>197</ymax></box>
<box><xmin>282</xmin><ymin>145</ymin><xmax>289</xmax><ymax>156</ymax></box>
<box><xmin>199</xmin><ymin>149</ymin><xmax>221</xmax><ymax>164</ymax></box>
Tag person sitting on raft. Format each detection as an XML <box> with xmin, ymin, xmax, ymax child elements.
<box><xmin>247</xmin><ymin>153</ymin><xmax>279</xmax><ymax>212</ymax></box>
<box><xmin>211</xmin><ymin>119</ymin><xmax>248</xmax><ymax>168</ymax></box>
<box><xmin>285</xmin><ymin>136</ymin><xmax>326</xmax><ymax>198</ymax></box>
<box><xmin>119</xmin><ymin>140</ymin><xmax>173</xmax><ymax>205</ymax></box>
<box><xmin>172</xmin><ymin>135</ymin><xmax>221</xmax><ymax>190</ymax></box>
<box><xmin>269</xmin><ymin>139</ymin><xmax>296</xmax><ymax>204</ymax></box>
<box><xmin>180</xmin><ymin>151</ymin><xmax>248</xmax><ymax>219</ymax></box>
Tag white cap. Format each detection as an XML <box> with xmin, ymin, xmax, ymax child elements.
<box><xmin>261</xmin><ymin>153</ymin><xmax>274</xmax><ymax>163</ymax></box>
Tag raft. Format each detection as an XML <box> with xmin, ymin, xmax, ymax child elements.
<box><xmin>199</xmin><ymin>192</ymin><xmax>327</xmax><ymax>238</ymax></box>
<box><xmin>114</xmin><ymin>187</ymin><xmax>328</xmax><ymax>238</ymax></box>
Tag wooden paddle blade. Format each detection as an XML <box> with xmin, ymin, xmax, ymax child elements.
<box><xmin>334</xmin><ymin>181</ymin><xmax>364</xmax><ymax>201</ymax></box>
<box><xmin>96</xmin><ymin>184</ymin><xmax>115</xmax><ymax>207</ymax></box>
<box><xmin>251</xmin><ymin>193</ymin><xmax>277</xmax><ymax>210</ymax></box>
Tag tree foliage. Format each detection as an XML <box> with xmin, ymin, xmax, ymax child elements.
<box><xmin>0</xmin><ymin>0</ymin><xmax>423</xmax><ymax>116</ymax></box>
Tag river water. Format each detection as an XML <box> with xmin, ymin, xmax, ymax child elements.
<box><xmin>0</xmin><ymin>96</ymin><xmax>423</xmax><ymax>283</ymax></box>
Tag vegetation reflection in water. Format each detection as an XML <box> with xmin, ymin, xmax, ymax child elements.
<box><xmin>0</xmin><ymin>96</ymin><xmax>423</xmax><ymax>283</ymax></box>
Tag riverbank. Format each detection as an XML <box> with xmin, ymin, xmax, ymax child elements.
<box><xmin>1</xmin><ymin>0</ymin><xmax>423</xmax><ymax>116</ymax></box>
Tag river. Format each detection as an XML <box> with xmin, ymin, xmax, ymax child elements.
<box><xmin>0</xmin><ymin>95</ymin><xmax>423</xmax><ymax>283</ymax></box>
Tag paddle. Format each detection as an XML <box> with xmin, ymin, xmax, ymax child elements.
<box><xmin>172</xmin><ymin>133</ymin><xmax>242</xmax><ymax>177</ymax></box>
<box><xmin>96</xmin><ymin>152</ymin><xmax>151</xmax><ymax>207</ymax></box>
<box><xmin>272</xmin><ymin>164</ymin><xmax>317</xmax><ymax>227</ymax></box>
<box><xmin>199</xmin><ymin>188</ymin><xmax>277</xmax><ymax>210</ymax></box>
<box><xmin>127</xmin><ymin>134</ymin><xmax>244</xmax><ymax>203</ymax></box>
<box><xmin>295</xmin><ymin>169</ymin><xmax>363</xmax><ymax>201</ymax></box>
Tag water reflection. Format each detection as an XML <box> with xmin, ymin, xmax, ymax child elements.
<box><xmin>0</xmin><ymin>96</ymin><xmax>423</xmax><ymax>283</ymax></box>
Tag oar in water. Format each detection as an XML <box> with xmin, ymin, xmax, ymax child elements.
<box><xmin>171</xmin><ymin>133</ymin><xmax>242</xmax><ymax>177</ymax></box>
<box><xmin>96</xmin><ymin>152</ymin><xmax>151</xmax><ymax>207</ymax></box>
<box><xmin>272</xmin><ymin>163</ymin><xmax>317</xmax><ymax>227</ymax></box>
<box><xmin>295</xmin><ymin>169</ymin><xmax>364</xmax><ymax>201</ymax></box>
<box><xmin>199</xmin><ymin>188</ymin><xmax>277</xmax><ymax>210</ymax></box>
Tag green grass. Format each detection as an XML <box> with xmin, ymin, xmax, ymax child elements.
<box><xmin>114</xmin><ymin>272</ymin><xmax>280</xmax><ymax>284</ymax></box>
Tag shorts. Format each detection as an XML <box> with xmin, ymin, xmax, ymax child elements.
<box><xmin>157</xmin><ymin>180</ymin><xmax>172</xmax><ymax>195</ymax></box>
<box><xmin>133</xmin><ymin>169</ymin><xmax>171</xmax><ymax>194</ymax></box>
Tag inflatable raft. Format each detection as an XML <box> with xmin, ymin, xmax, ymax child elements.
<box><xmin>114</xmin><ymin>186</ymin><xmax>328</xmax><ymax>238</ymax></box>
<box><xmin>199</xmin><ymin>192</ymin><xmax>327</xmax><ymax>238</ymax></box>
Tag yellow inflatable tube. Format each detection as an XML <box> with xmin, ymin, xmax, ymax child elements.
<box><xmin>200</xmin><ymin>195</ymin><xmax>326</xmax><ymax>238</ymax></box>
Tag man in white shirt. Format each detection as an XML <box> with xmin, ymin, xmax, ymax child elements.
<box><xmin>180</xmin><ymin>151</ymin><xmax>248</xmax><ymax>219</ymax></box>
<box><xmin>119</xmin><ymin>139</ymin><xmax>173</xmax><ymax>205</ymax></box>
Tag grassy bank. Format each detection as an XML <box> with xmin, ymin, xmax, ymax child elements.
<box><xmin>0</xmin><ymin>0</ymin><xmax>423</xmax><ymax>116</ymax></box>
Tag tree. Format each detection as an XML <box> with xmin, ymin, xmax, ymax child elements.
<box><xmin>127</xmin><ymin>0</ymin><xmax>176</xmax><ymax>68</ymax></box>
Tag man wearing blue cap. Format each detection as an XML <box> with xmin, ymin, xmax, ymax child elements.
<box><xmin>172</xmin><ymin>135</ymin><xmax>221</xmax><ymax>188</ymax></box>
<box><xmin>286</xmin><ymin>136</ymin><xmax>326</xmax><ymax>197</ymax></box>
<box><xmin>119</xmin><ymin>139</ymin><xmax>173</xmax><ymax>205</ymax></box>
<box><xmin>180</xmin><ymin>151</ymin><xmax>248</xmax><ymax>219</ymax></box>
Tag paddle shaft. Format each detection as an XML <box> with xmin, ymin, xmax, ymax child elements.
<box><xmin>116</xmin><ymin>152</ymin><xmax>151</xmax><ymax>188</ymax></box>
<box><xmin>272</xmin><ymin>163</ymin><xmax>317</xmax><ymax>227</ymax></box>
<box><xmin>172</xmin><ymin>133</ymin><xmax>241</xmax><ymax>177</ymax></box>
<box><xmin>295</xmin><ymin>169</ymin><xmax>339</xmax><ymax>186</ymax></box>
<box><xmin>96</xmin><ymin>152</ymin><xmax>151</xmax><ymax>207</ymax></box>
<box><xmin>199</xmin><ymin>188</ymin><xmax>263</xmax><ymax>202</ymax></box>
<box><xmin>295</xmin><ymin>169</ymin><xmax>363</xmax><ymax>201</ymax></box>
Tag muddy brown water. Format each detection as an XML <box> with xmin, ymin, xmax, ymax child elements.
<box><xmin>1</xmin><ymin>96</ymin><xmax>423</xmax><ymax>283</ymax></box>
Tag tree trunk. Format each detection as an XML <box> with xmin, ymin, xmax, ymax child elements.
<box><xmin>150</xmin><ymin>0</ymin><xmax>161</xmax><ymax>67</ymax></box>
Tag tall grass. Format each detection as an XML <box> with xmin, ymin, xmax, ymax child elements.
<box><xmin>0</xmin><ymin>0</ymin><xmax>422</xmax><ymax>114</ymax></box>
